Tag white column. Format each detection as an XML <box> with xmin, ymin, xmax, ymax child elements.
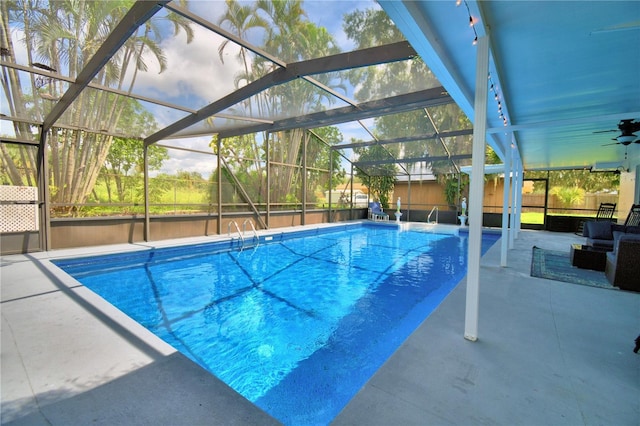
<box><xmin>515</xmin><ymin>161</ymin><xmax>524</xmax><ymax>237</ymax></box>
<box><xmin>464</xmin><ymin>35</ymin><xmax>489</xmax><ymax>342</ymax></box>
<box><xmin>509</xmin><ymin>159</ymin><xmax>522</xmax><ymax>244</ymax></box>
<box><xmin>509</xmin><ymin>163</ymin><xmax>516</xmax><ymax>248</ymax></box>
<box><xmin>500</xmin><ymin>142</ymin><xmax>512</xmax><ymax>267</ymax></box>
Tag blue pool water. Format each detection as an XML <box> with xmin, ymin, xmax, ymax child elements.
<box><xmin>54</xmin><ymin>223</ymin><xmax>499</xmax><ymax>425</ymax></box>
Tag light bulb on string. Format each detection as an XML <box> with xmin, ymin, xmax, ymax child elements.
<box><xmin>462</xmin><ymin>0</ymin><xmax>507</xmax><ymax>124</ymax></box>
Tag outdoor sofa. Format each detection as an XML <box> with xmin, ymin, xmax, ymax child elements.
<box><xmin>583</xmin><ymin>203</ymin><xmax>640</xmax><ymax>250</ymax></box>
<box><xmin>582</xmin><ymin>219</ymin><xmax>640</xmax><ymax>292</ymax></box>
<box><xmin>582</xmin><ymin>220</ymin><xmax>640</xmax><ymax>250</ymax></box>
<box><xmin>605</xmin><ymin>232</ymin><xmax>640</xmax><ymax>292</ymax></box>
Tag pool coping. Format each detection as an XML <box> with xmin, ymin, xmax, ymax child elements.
<box><xmin>8</xmin><ymin>224</ymin><xmax>632</xmax><ymax>426</ymax></box>
<box><xmin>1</xmin><ymin>220</ymin><xmax>478</xmax><ymax>424</ymax></box>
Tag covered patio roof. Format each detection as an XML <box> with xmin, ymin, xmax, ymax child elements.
<box><xmin>2</xmin><ymin>1</ymin><xmax>639</xmax><ymax>175</ymax></box>
<box><xmin>1</xmin><ymin>1</ymin><xmax>476</xmax><ymax>178</ymax></box>
<box><xmin>382</xmin><ymin>0</ymin><xmax>640</xmax><ymax>171</ymax></box>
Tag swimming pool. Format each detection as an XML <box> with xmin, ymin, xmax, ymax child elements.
<box><xmin>54</xmin><ymin>223</ymin><xmax>499</xmax><ymax>425</ymax></box>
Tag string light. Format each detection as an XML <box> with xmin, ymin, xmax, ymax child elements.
<box><xmin>459</xmin><ymin>0</ymin><xmax>479</xmax><ymax>45</ymax></box>
<box><xmin>489</xmin><ymin>65</ymin><xmax>509</xmax><ymax>127</ymax></box>
<box><xmin>457</xmin><ymin>0</ymin><xmax>509</xmax><ymax>127</ymax></box>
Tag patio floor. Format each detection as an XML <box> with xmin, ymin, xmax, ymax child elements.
<box><xmin>1</xmin><ymin>227</ymin><xmax>638</xmax><ymax>425</ymax></box>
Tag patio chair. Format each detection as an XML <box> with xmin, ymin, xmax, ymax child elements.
<box><xmin>575</xmin><ymin>202</ymin><xmax>616</xmax><ymax>235</ymax></box>
<box><xmin>623</xmin><ymin>203</ymin><xmax>640</xmax><ymax>227</ymax></box>
<box><xmin>368</xmin><ymin>201</ymin><xmax>389</xmax><ymax>221</ymax></box>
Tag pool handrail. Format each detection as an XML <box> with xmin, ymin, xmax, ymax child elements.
<box><xmin>428</xmin><ymin>206</ymin><xmax>439</xmax><ymax>224</ymax></box>
<box><xmin>228</xmin><ymin>220</ymin><xmax>244</xmax><ymax>246</ymax></box>
<box><xmin>242</xmin><ymin>219</ymin><xmax>259</xmax><ymax>245</ymax></box>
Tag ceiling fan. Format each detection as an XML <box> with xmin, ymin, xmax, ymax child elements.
<box><xmin>595</xmin><ymin>119</ymin><xmax>640</xmax><ymax>146</ymax></box>
<box><xmin>590</xmin><ymin>20</ymin><xmax>640</xmax><ymax>35</ymax></box>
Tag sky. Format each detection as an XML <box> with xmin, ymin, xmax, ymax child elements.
<box><xmin>138</xmin><ymin>0</ymin><xmax>382</xmax><ymax>178</ymax></box>
<box><xmin>1</xmin><ymin>1</ymin><xmax>383</xmax><ymax>179</ymax></box>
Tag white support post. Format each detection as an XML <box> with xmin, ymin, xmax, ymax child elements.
<box><xmin>464</xmin><ymin>35</ymin><xmax>489</xmax><ymax>342</ymax></box>
<box><xmin>509</xmin><ymin>166</ymin><xmax>517</xmax><ymax>248</ymax></box>
<box><xmin>515</xmin><ymin>162</ymin><xmax>523</xmax><ymax>237</ymax></box>
<box><xmin>509</xmin><ymin>159</ymin><xmax>521</xmax><ymax>245</ymax></box>
<box><xmin>500</xmin><ymin>142</ymin><xmax>512</xmax><ymax>267</ymax></box>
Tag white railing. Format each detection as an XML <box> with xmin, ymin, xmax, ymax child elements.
<box><xmin>227</xmin><ymin>220</ymin><xmax>244</xmax><ymax>246</ymax></box>
<box><xmin>427</xmin><ymin>206</ymin><xmax>439</xmax><ymax>224</ymax></box>
<box><xmin>242</xmin><ymin>219</ymin><xmax>259</xmax><ymax>246</ymax></box>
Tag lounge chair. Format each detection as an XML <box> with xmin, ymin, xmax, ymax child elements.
<box><xmin>583</xmin><ymin>204</ymin><xmax>640</xmax><ymax>250</ymax></box>
<box><xmin>575</xmin><ymin>202</ymin><xmax>616</xmax><ymax>235</ymax></box>
<box><xmin>368</xmin><ymin>202</ymin><xmax>389</xmax><ymax>221</ymax></box>
<box><xmin>623</xmin><ymin>203</ymin><xmax>640</xmax><ymax>227</ymax></box>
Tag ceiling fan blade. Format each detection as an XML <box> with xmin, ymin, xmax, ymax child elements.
<box><xmin>590</xmin><ymin>20</ymin><xmax>640</xmax><ymax>35</ymax></box>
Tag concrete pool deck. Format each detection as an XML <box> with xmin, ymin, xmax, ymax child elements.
<box><xmin>2</xmin><ymin>226</ymin><xmax>639</xmax><ymax>425</ymax></box>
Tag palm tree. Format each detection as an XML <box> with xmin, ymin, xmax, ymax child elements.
<box><xmin>254</xmin><ymin>0</ymin><xmax>343</xmax><ymax>205</ymax></box>
<box><xmin>0</xmin><ymin>0</ymin><xmax>43</xmax><ymax>186</ymax></box>
<box><xmin>217</xmin><ymin>0</ymin><xmax>267</xmax><ymax>79</ymax></box>
<box><xmin>2</xmin><ymin>0</ymin><xmax>193</xmax><ymax>214</ymax></box>
<box><xmin>214</xmin><ymin>1</ymin><xmax>349</xmax><ymax>208</ymax></box>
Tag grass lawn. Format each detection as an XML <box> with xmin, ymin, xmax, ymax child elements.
<box><xmin>521</xmin><ymin>212</ymin><xmax>544</xmax><ymax>224</ymax></box>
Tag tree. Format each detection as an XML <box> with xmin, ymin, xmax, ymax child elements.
<box><xmin>353</xmin><ymin>142</ymin><xmax>396</xmax><ymax>208</ymax></box>
<box><xmin>1</xmin><ymin>0</ymin><xmax>44</xmax><ymax>187</ymax></box>
<box><xmin>342</xmin><ymin>7</ymin><xmax>478</xmax><ymax>207</ymax></box>
<box><xmin>550</xmin><ymin>186</ymin><xmax>585</xmax><ymax>208</ymax></box>
<box><xmin>308</xmin><ymin>126</ymin><xmax>345</xmax><ymax>193</ymax></box>
<box><xmin>0</xmin><ymin>143</ymin><xmax>37</xmax><ymax>186</ymax></box>
<box><xmin>525</xmin><ymin>169</ymin><xmax>619</xmax><ymax>194</ymax></box>
<box><xmin>101</xmin><ymin>138</ymin><xmax>169</xmax><ymax>203</ymax></box>
<box><xmin>217</xmin><ymin>0</ymin><xmax>268</xmax><ymax>77</ymax></box>
<box><xmin>439</xmin><ymin>174</ymin><xmax>468</xmax><ymax>209</ymax></box>
<box><xmin>1</xmin><ymin>0</ymin><xmax>192</xmax><ymax>215</ymax></box>
<box><xmin>215</xmin><ymin>0</ymin><xmax>345</xmax><ymax>208</ymax></box>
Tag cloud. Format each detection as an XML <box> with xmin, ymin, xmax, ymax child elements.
<box><xmin>302</xmin><ymin>0</ymin><xmax>381</xmax><ymax>52</ymax></box>
<box><xmin>153</xmin><ymin>137</ymin><xmax>218</xmax><ymax>179</ymax></box>
<box><xmin>7</xmin><ymin>28</ymin><xmax>29</xmax><ymax>65</ymax></box>
<box><xmin>158</xmin><ymin>154</ymin><xmax>216</xmax><ymax>179</ymax></box>
<box><xmin>132</xmin><ymin>25</ymin><xmax>247</xmax><ymax>113</ymax></box>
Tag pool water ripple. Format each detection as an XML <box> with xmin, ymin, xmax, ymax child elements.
<box><xmin>54</xmin><ymin>224</ymin><xmax>499</xmax><ymax>425</ymax></box>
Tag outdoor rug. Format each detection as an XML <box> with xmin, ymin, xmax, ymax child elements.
<box><xmin>530</xmin><ymin>246</ymin><xmax>616</xmax><ymax>290</ymax></box>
